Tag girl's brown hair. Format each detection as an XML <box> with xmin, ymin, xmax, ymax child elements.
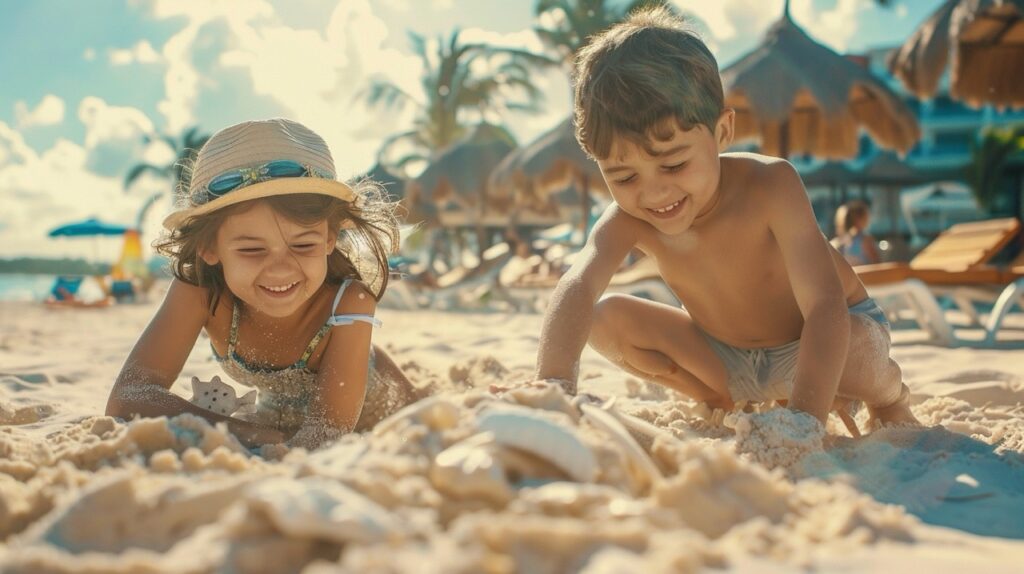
<box><xmin>154</xmin><ymin>180</ymin><xmax>400</xmax><ymax>314</ymax></box>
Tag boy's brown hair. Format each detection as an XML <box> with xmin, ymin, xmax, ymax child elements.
<box><xmin>573</xmin><ymin>5</ymin><xmax>724</xmax><ymax>159</ymax></box>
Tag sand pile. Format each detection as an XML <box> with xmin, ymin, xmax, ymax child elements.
<box><xmin>3</xmin><ymin>373</ymin><xmax>1022</xmax><ymax>573</ymax></box>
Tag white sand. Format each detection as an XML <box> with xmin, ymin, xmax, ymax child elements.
<box><xmin>1</xmin><ymin>283</ymin><xmax>1023</xmax><ymax>572</ymax></box>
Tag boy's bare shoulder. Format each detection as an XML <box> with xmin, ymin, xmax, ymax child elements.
<box><xmin>721</xmin><ymin>152</ymin><xmax>792</xmax><ymax>180</ymax></box>
<box><xmin>721</xmin><ymin>153</ymin><xmax>803</xmax><ymax>205</ymax></box>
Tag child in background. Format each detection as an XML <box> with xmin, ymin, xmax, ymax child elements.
<box><xmin>106</xmin><ymin>118</ymin><xmax>418</xmax><ymax>449</ymax></box>
<box><xmin>831</xmin><ymin>200</ymin><xmax>881</xmax><ymax>265</ymax></box>
<box><xmin>531</xmin><ymin>8</ymin><xmax>918</xmax><ymax>433</ymax></box>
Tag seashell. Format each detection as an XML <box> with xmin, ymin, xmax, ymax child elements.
<box><xmin>189</xmin><ymin>376</ymin><xmax>256</xmax><ymax>417</ymax></box>
<box><xmin>477</xmin><ymin>407</ymin><xmax>597</xmax><ymax>483</ymax></box>
<box><xmin>430</xmin><ymin>432</ymin><xmax>513</xmax><ymax>504</ymax></box>
<box><xmin>372</xmin><ymin>396</ymin><xmax>461</xmax><ymax>436</ymax></box>
<box><xmin>246</xmin><ymin>477</ymin><xmax>402</xmax><ymax>545</ymax></box>
<box><xmin>580</xmin><ymin>403</ymin><xmax>663</xmax><ymax>495</ymax></box>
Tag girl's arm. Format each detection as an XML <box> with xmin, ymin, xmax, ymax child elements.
<box><xmin>303</xmin><ymin>281</ymin><xmax>379</xmax><ymax>441</ymax></box>
<box><xmin>105</xmin><ymin>279</ymin><xmax>285</xmax><ymax>447</ymax></box>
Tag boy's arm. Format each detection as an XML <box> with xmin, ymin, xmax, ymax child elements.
<box><xmin>534</xmin><ymin>206</ymin><xmax>641</xmax><ymax>390</ymax></box>
<box><xmin>105</xmin><ymin>279</ymin><xmax>285</xmax><ymax>447</ymax></box>
<box><xmin>766</xmin><ymin>162</ymin><xmax>851</xmax><ymax>423</ymax></box>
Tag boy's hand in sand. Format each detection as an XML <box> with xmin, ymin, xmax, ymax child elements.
<box><xmin>728</xmin><ymin>408</ymin><xmax>825</xmax><ymax>472</ymax></box>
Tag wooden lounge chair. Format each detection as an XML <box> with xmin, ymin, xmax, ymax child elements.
<box><xmin>855</xmin><ymin>218</ymin><xmax>1023</xmax><ymax>345</ymax></box>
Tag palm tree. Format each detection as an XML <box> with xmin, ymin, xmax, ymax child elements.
<box><xmin>533</xmin><ymin>0</ymin><xmax>683</xmax><ymax>72</ymax></box>
<box><xmin>361</xmin><ymin>30</ymin><xmax>555</xmax><ymax>176</ymax></box>
<box><xmin>965</xmin><ymin>126</ymin><xmax>1024</xmax><ymax>217</ymax></box>
<box><xmin>124</xmin><ymin>126</ymin><xmax>210</xmax><ymax>232</ymax></box>
<box><xmin>124</xmin><ymin>126</ymin><xmax>210</xmax><ymax>194</ymax></box>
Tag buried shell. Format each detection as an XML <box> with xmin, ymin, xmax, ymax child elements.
<box><xmin>431</xmin><ymin>432</ymin><xmax>513</xmax><ymax>504</ymax></box>
<box><xmin>246</xmin><ymin>477</ymin><xmax>404</xmax><ymax>545</ymax></box>
<box><xmin>580</xmin><ymin>403</ymin><xmax>663</xmax><ymax>495</ymax></box>
<box><xmin>477</xmin><ymin>407</ymin><xmax>598</xmax><ymax>483</ymax></box>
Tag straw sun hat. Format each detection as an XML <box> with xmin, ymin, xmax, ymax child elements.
<box><xmin>162</xmin><ymin>118</ymin><xmax>356</xmax><ymax>230</ymax></box>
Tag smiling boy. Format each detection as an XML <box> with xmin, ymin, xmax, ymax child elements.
<box><xmin>533</xmin><ymin>7</ymin><xmax>917</xmax><ymax>431</ymax></box>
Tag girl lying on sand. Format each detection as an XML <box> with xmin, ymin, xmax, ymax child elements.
<box><xmin>105</xmin><ymin>118</ymin><xmax>418</xmax><ymax>450</ymax></box>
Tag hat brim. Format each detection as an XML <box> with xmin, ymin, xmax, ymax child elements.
<box><xmin>162</xmin><ymin>178</ymin><xmax>356</xmax><ymax>230</ymax></box>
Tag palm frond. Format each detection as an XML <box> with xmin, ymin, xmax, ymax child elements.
<box><xmin>123</xmin><ymin>163</ymin><xmax>169</xmax><ymax>191</ymax></box>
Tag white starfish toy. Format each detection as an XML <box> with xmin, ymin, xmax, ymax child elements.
<box><xmin>188</xmin><ymin>376</ymin><xmax>257</xmax><ymax>417</ymax></box>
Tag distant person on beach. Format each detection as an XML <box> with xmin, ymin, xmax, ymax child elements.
<box><xmin>830</xmin><ymin>200</ymin><xmax>880</xmax><ymax>266</ymax></box>
<box><xmin>105</xmin><ymin>118</ymin><xmax>418</xmax><ymax>450</ymax></box>
<box><xmin>529</xmin><ymin>8</ymin><xmax>918</xmax><ymax>433</ymax></box>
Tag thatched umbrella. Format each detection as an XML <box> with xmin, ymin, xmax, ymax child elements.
<box><xmin>407</xmin><ymin>123</ymin><xmax>516</xmax><ymax>223</ymax></box>
<box><xmin>721</xmin><ymin>1</ymin><xmax>920</xmax><ymax>159</ymax></box>
<box><xmin>888</xmin><ymin>0</ymin><xmax>1024</xmax><ymax>109</ymax></box>
<box><xmin>406</xmin><ymin>123</ymin><xmax>516</xmax><ymax>260</ymax></box>
<box><xmin>488</xmin><ymin>117</ymin><xmax>607</xmax><ymax>237</ymax></box>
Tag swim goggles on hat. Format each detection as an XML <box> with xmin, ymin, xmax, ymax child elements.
<box><xmin>206</xmin><ymin>159</ymin><xmax>334</xmax><ymax>198</ymax></box>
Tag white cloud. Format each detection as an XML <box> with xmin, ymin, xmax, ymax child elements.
<box><xmin>109</xmin><ymin>40</ymin><xmax>161</xmax><ymax>65</ymax></box>
<box><xmin>793</xmin><ymin>0</ymin><xmax>868</xmax><ymax>53</ymax></box>
<box><xmin>0</xmin><ymin>121</ymin><xmax>36</xmax><ymax>166</ymax></box>
<box><xmin>83</xmin><ymin>47</ymin><xmax>97</xmax><ymax>61</ymax></box>
<box><xmin>149</xmin><ymin>0</ymin><xmax>274</xmax><ymax>26</ymax></box>
<box><xmin>14</xmin><ymin>95</ymin><xmax>66</xmax><ymax>128</ymax></box>
<box><xmin>144</xmin><ymin>0</ymin><xmax>425</xmax><ymax>175</ymax></box>
<box><xmin>0</xmin><ymin>123</ymin><xmax>145</xmax><ymax>259</ymax></box>
<box><xmin>146</xmin><ymin>0</ymin><xmax>275</xmax><ymax>133</ymax></box>
<box><xmin>77</xmin><ymin>97</ymin><xmax>156</xmax><ymax>177</ymax></box>
<box><xmin>379</xmin><ymin>0</ymin><xmax>452</xmax><ymax>11</ymax></box>
<box><xmin>680</xmin><ymin>0</ymin><xmax>871</xmax><ymax>56</ymax></box>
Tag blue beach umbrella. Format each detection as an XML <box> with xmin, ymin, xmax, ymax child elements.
<box><xmin>47</xmin><ymin>217</ymin><xmax>132</xmax><ymax>238</ymax></box>
<box><xmin>48</xmin><ymin>217</ymin><xmax>133</xmax><ymax>262</ymax></box>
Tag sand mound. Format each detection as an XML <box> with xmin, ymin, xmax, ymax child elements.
<box><xmin>7</xmin><ymin>378</ymin><xmax>1021</xmax><ymax>573</ymax></box>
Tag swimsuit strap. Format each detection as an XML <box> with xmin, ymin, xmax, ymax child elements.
<box><xmin>326</xmin><ymin>278</ymin><xmax>383</xmax><ymax>328</ymax></box>
<box><xmin>295</xmin><ymin>280</ymin><xmax>381</xmax><ymax>367</ymax></box>
<box><xmin>296</xmin><ymin>324</ymin><xmax>332</xmax><ymax>367</ymax></box>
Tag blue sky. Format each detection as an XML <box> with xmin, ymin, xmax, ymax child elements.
<box><xmin>0</xmin><ymin>0</ymin><xmax>946</xmax><ymax>259</ymax></box>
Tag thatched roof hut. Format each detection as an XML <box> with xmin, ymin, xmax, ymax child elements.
<box><xmin>721</xmin><ymin>3</ymin><xmax>920</xmax><ymax>159</ymax></box>
<box><xmin>488</xmin><ymin>118</ymin><xmax>606</xmax><ymax>213</ymax></box>
<box><xmin>888</xmin><ymin>0</ymin><xmax>1024</xmax><ymax>109</ymax></box>
<box><xmin>405</xmin><ymin>123</ymin><xmax>516</xmax><ymax>226</ymax></box>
